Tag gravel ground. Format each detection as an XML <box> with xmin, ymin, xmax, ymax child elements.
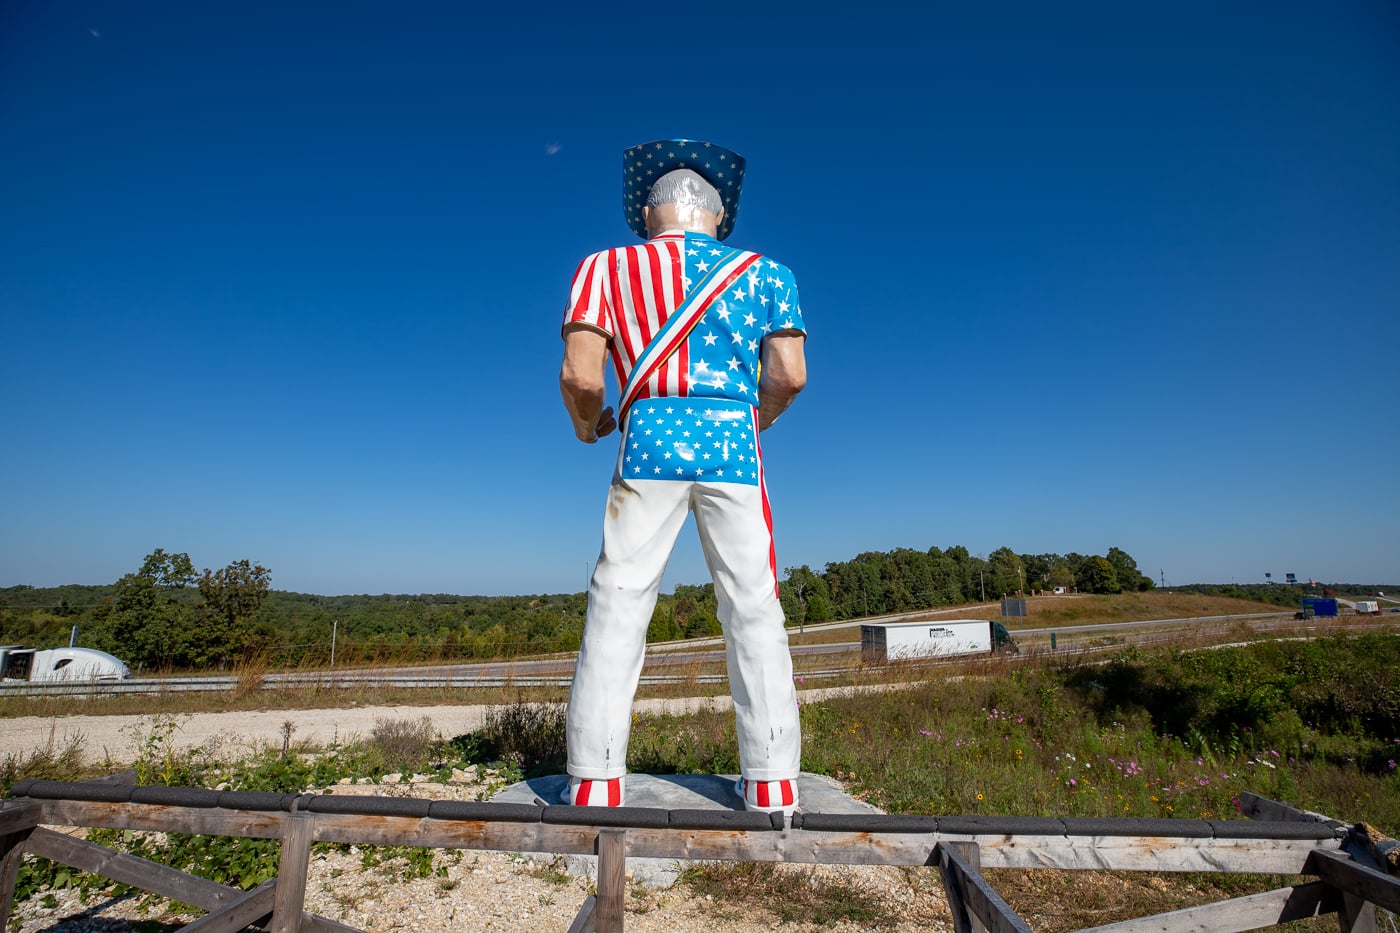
<box><xmin>4</xmin><ymin>699</ymin><xmax>955</xmax><ymax>932</ymax></box>
<box><xmin>10</xmin><ymin>851</ymin><xmax>952</xmax><ymax>933</ymax></box>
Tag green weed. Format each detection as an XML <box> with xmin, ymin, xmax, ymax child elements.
<box><xmin>455</xmin><ymin>698</ymin><xmax>568</xmax><ymax>777</ymax></box>
<box><xmin>681</xmin><ymin>861</ymin><xmax>900</xmax><ymax>926</ymax></box>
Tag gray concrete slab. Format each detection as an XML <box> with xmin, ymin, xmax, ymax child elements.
<box><xmin>493</xmin><ymin>771</ymin><xmax>879</xmax><ymax>815</ymax></box>
<box><xmin>491</xmin><ymin>772</ymin><xmax>881</xmax><ymax>888</ymax></box>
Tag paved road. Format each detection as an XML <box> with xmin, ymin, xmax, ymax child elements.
<box><xmin>1</xmin><ymin>609</ymin><xmax>1307</xmax><ymax>701</ymax></box>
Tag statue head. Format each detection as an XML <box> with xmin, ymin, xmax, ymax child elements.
<box><xmin>642</xmin><ymin>169</ymin><xmax>725</xmax><ymax>238</ymax></box>
<box><xmin>623</xmin><ymin>139</ymin><xmax>746</xmax><ymax>240</ymax></box>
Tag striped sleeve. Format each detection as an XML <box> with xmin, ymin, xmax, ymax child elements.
<box><xmin>562</xmin><ymin>250</ymin><xmax>614</xmax><ymax>337</ymax></box>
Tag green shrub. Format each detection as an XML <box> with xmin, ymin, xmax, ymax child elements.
<box><xmin>368</xmin><ymin>716</ymin><xmax>438</xmax><ymax>772</ymax></box>
<box><xmin>461</xmin><ymin>700</ymin><xmax>568</xmax><ymax>777</ymax></box>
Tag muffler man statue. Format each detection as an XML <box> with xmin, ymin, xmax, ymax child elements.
<box><xmin>559</xmin><ymin>139</ymin><xmax>808</xmax><ymax>813</ymax></box>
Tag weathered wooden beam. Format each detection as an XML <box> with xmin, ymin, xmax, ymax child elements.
<box><xmin>271</xmin><ymin>812</ymin><xmax>315</xmax><ymax>933</ymax></box>
<box><xmin>1238</xmin><ymin>793</ymin><xmax>1345</xmax><ymax>834</ymax></box>
<box><xmin>1334</xmin><ymin>893</ymin><xmax>1379</xmax><ymax>933</ymax></box>
<box><xmin>567</xmin><ymin>895</ymin><xmax>598</xmax><ymax>933</ymax></box>
<box><xmin>1074</xmin><ymin>880</ymin><xmax>1336</xmax><ymax>932</ymax></box>
<box><xmin>39</xmin><ymin>799</ymin><xmax>288</xmax><ymax>839</ymax></box>
<box><xmin>935</xmin><ymin>842</ymin><xmax>1033</xmax><ymax>933</ymax></box>
<box><xmin>182</xmin><ymin>878</ymin><xmax>277</xmax><ymax>933</ymax></box>
<box><xmin>27</xmin><ymin>800</ymin><xmax>1326</xmax><ymax>874</ymax></box>
<box><xmin>0</xmin><ymin>800</ymin><xmax>43</xmax><ymax>835</ymax></box>
<box><xmin>307</xmin><ymin>814</ymin><xmax>1321</xmax><ymax>873</ymax></box>
<box><xmin>24</xmin><ymin>826</ymin><xmax>239</xmax><ymax>910</ymax></box>
<box><xmin>23</xmin><ymin>825</ymin><xmax>357</xmax><ymax>933</ymax></box>
<box><xmin>0</xmin><ymin>813</ymin><xmax>39</xmax><ymax>931</ymax></box>
<box><xmin>1307</xmin><ymin>848</ymin><xmax>1400</xmax><ymax>915</ymax></box>
<box><xmin>595</xmin><ymin>829</ymin><xmax>626</xmax><ymax>933</ymax></box>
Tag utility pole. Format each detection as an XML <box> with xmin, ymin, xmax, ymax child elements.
<box><xmin>330</xmin><ymin>620</ymin><xmax>338</xmax><ymax>668</ymax></box>
<box><xmin>980</xmin><ymin>570</ymin><xmax>986</xmax><ymax>603</ymax></box>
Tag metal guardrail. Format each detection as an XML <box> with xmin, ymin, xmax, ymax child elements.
<box><xmin>0</xmin><ymin>668</ymin><xmax>853</xmax><ymax>698</ymax></box>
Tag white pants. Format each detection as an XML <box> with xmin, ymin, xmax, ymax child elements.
<box><xmin>566</xmin><ymin>472</ymin><xmax>802</xmax><ymax>782</ymax></box>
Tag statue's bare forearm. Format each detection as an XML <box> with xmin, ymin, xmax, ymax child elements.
<box><xmin>757</xmin><ymin>332</ymin><xmax>807</xmax><ymax>430</ymax></box>
<box><xmin>560</xmin><ymin>328</ymin><xmax>617</xmax><ymax>443</ymax></box>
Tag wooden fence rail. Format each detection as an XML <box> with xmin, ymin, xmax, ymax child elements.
<box><xmin>2</xmin><ymin>780</ymin><xmax>1396</xmax><ymax>933</ymax></box>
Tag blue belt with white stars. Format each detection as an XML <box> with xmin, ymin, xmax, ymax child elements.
<box><xmin>620</xmin><ymin>397</ymin><xmax>759</xmax><ymax>485</ymax></box>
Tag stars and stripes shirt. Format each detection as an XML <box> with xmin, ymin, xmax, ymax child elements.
<box><xmin>562</xmin><ymin>231</ymin><xmax>805</xmax><ymax>412</ymax></box>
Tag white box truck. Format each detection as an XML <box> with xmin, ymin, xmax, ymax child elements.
<box><xmin>1355</xmin><ymin>601</ymin><xmax>1381</xmax><ymax>615</ymax></box>
<box><xmin>0</xmin><ymin>645</ymin><xmax>132</xmax><ymax>684</ymax></box>
<box><xmin>860</xmin><ymin>620</ymin><xmax>1019</xmax><ymax>663</ymax></box>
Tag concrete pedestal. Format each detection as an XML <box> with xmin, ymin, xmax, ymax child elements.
<box><xmin>491</xmin><ymin>772</ymin><xmax>882</xmax><ymax>888</ymax></box>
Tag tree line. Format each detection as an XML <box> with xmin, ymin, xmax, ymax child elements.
<box><xmin>774</xmin><ymin>545</ymin><xmax>1154</xmax><ymax>626</ymax></box>
<box><xmin>2</xmin><ymin>544</ymin><xmax>1157</xmax><ymax>672</ymax></box>
<box><xmin>0</xmin><ymin>549</ymin><xmax>593</xmax><ymax>673</ymax></box>
<box><xmin>0</xmin><ymin>550</ymin><xmax>274</xmax><ymax>672</ymax></box>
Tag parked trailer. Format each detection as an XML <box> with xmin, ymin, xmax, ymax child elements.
<box><xmin>1296</xmin><ymin>597</ymin><xmax>1339</xmax><ymax>620</ymax></box>
<box><xmin>861</xmin><ymin>619</ymin><xmax>1019</xmax><ymax>663</ymax></box>
<box><xmin>0</xmin><ymin>645</ymin><xmax>132</xmax><ymax>684</ymax></box>
<box><xmin>1354</xmin><ymin>601</ymin><xmax>1380</xmax><ymax>615</ymax></box>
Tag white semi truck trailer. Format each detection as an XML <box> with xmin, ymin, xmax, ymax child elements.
<box><xmin>0</xmin><ymin>645</ymin><xmax>132</xmax><ymax>683</ymax></box>
<box><xmin>860</xmin><ymin>619</ymin><xmax>1019</xmax><ymax>663</ymax></box>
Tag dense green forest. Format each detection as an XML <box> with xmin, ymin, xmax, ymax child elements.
<box><xmin>775</xmin><ymin>545</ymin><xmax>1154</xmax><ymax>626</ymax></box>
<box><xmin>2</xmin><ymin>545</ymin><xmax>1389</xmax><ymax>674</ymax></box>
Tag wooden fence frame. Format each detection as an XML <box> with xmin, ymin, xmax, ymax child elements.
<box><xmin>2</xmin><ymin>779</ymin><xmax>1396</xmax><ymax>933</ymax></box>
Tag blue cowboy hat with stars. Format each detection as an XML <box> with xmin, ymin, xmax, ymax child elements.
<box><xmin>623</xmin><ymin>139</ymin><xmax>746</xmax><ymax>241</ymax></box>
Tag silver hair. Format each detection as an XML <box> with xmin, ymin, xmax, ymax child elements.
<box><xmin>646</xmin><ymin>169</ymin><xmax>722</xmax><ymax>215</ymax></box>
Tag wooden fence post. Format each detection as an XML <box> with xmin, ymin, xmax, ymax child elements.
<box><xmin>939</xmin><ymin>841</ymin><xmax>987</xmax><ymax>933</ymax></box>
<box><xmin>0</xmin><ymin>800</ymin><xmax>42</xmax><ymax>930</ymax></box>
<box><xmin>0</xmin><ymin>827</ymin><xmax>35</xmax><ymax>930</ymax></box>
<box><xmin>1334</xmin><ymin>891</ymin><xmax>1379</xmax><ymax>933</ymax></box>
<box><xmin>595</xmin><ymin>828</ymin><xmax>627</xmax><ymax>933</ymax></box>
<box><xmin>936</xmin><ymin>841</ymin><xmax>1033</xmax><ymax>933</ymax></box>
<box><xmin>271</xmin><ymin>811</ymin><xmax>315</xmax><ymax>933</ymax></box>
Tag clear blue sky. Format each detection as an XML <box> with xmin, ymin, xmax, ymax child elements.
<box><xmin>3</xmin><ymin>2</ymin><xmax>1397</xmax><ymax>596</ymax></box>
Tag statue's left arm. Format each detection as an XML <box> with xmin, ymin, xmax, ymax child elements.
<box><xmin>757</xmin><ymin>331</ymin><xmax>806</xmax><ymax>431</ymax></box>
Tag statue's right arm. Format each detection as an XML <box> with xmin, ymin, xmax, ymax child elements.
<box><xmin>560</xmin><ymin>326</ymin><xmax>616</xmax><ymax>443</ymax></box>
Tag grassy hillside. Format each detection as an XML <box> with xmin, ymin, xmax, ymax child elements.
<box><xmin>1016</xmin><ymin>591</ymin><xmax>1289</xmax><ymax>627</ymax></box>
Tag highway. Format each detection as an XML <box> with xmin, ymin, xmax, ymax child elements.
<box><xmin>3</xmin><ymin>606</ymin><xmax>1355</xmax><ymax>698</ymax></box>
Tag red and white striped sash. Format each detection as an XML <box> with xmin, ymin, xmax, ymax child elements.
<box><xmin>618</xmin><ymin>247</ymin><xmax>760</xmax><ymax>420</ymax></box>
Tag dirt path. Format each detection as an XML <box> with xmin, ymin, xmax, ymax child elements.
<box><xmin>2</xmin><ymin>698</ymin><xmax>712</xmax><ymax>764</ymax></box>
<box><xmin>1</xmin><ymin>686</ymin><xmax>892</xmax><ymax>765</ymax></box>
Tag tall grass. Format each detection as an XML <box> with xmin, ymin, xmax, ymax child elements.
<box><xmin>632</xmin><ymin>634</ymin><xmax>1400</xmax><ymax>831</ymax></box>
<box><xmin>6</xmin><ymin>636</ymin><xmax>1397</xmax><ymax>932</ymax></box>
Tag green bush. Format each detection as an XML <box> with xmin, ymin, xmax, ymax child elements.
<box><xmin>368</xmin><ymin>716</ymin><xmax>438</xmax><ymax>772</ymax></box>
<box><xmin>460</xmin><ymin>700</ymin><xmax>568</xmax><ymax>777</ymax></box>
<box><xmin>10</xmin><ymin>715</ymin><xmax>445</xmax><ymax>906</ymax></box>
<box><xmin>1066</xmin><ymin>635</ymin><xmax>1400</xmax><ymax>763</ymax></box>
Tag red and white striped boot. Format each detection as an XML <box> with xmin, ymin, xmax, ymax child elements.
<box><xmin>735</xmin><ymin>777</ymin><xmax>798</xmax><ymax>815</ymax></box>
<box><xmin>561</xmin><ymin>776</ymin><xmax>625</xmax><ymax>806</ymax></box>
